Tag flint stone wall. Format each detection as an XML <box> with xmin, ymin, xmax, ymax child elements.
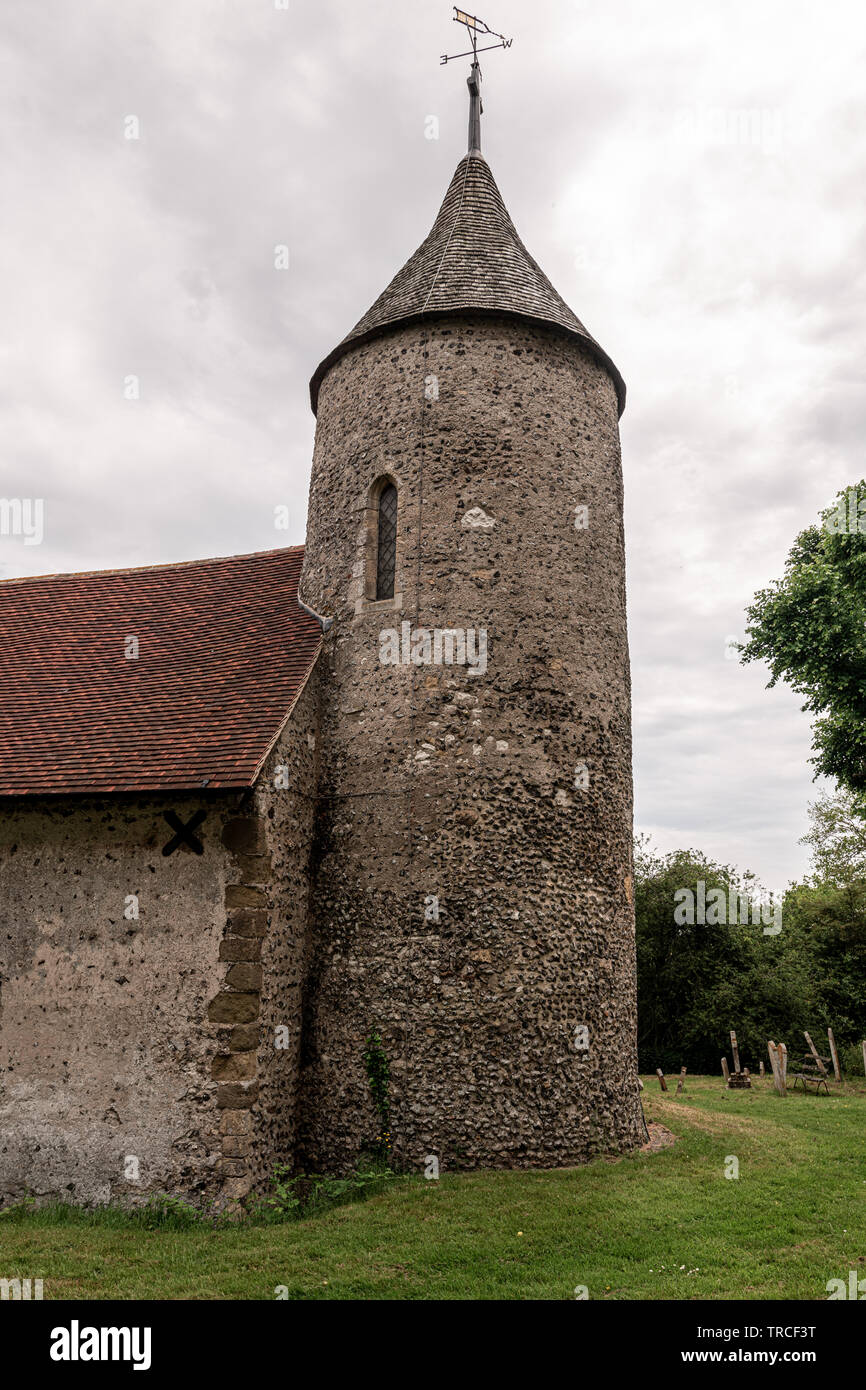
<box><xmin>298</xmin><ymin>314</ymin><xmax>644</xmax><ymax>1173</ymax></box>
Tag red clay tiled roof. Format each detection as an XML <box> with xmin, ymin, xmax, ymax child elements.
<box><xmin>0</xmin><ymin>547</ymin><xmax>321</xmax><ymax>796</ymax></box>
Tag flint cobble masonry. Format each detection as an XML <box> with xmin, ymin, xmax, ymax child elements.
<box><xmin>297</xmin><ymin>309</ymin><xmax>643</xmax><ymax>1173</ymax></box>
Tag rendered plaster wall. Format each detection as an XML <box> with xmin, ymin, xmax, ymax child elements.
<box><xmin>0</xmin><ymin>792</ymin><xmax>235</xmax><ymax>1205</ymax></box>
<box><xmin>0</xmin><ymin>662</ymin><xmax>322</xmax><ymax>1208</ymax></box>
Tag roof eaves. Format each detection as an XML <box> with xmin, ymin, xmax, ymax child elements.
<box><xmin>309</xmin><ymin>307</ymin><xmax>626</xmax><ymax>416</ymax></box>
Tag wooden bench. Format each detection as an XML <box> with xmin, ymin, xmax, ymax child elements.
<box><xmin>790</xmin><ymin>1054</ymin><xmax>831</xmax><ymax>1094</ymax></box>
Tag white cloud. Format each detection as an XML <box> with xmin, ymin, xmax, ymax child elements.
<box><xmin>1</xmin><ymin>0</ymin><xmax>864</xmax><ymax>887</ymax></box>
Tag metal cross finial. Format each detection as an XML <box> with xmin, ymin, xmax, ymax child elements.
<box><xmin>440</xmin><ymin>8</ymin><xmax>513</xmax><ymax>157</ymax></box>
<box><xmin>467</xmin><ymin>61</ymin><xmax>482</xmax><ymax>156</ymax></box>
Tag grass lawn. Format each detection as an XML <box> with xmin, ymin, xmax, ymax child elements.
<box><xmin>2</xmin><ymin>1074</ymin><xmax>865</xmax><ymax>1300</ymax></box>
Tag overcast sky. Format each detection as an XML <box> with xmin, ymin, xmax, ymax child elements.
<box><xmin>2</xmin><ymin>0</ymin><xmax>864</xmax><ymax>891</ymax></box>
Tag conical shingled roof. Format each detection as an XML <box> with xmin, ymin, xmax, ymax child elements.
<box><xmin>310</xmin><ymin>153</ymin><xmax>625</xmax><ymax>415</ymax></box>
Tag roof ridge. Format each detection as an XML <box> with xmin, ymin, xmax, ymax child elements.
<box><xmin>0</xmin><ymin>544</ymin><xmax>306</xmax><ymax>587</ymax></box>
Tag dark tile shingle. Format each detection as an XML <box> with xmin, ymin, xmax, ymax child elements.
<box><xmin>310</xmin><ymin>154</ymin><xmax>625</xmax><ymax>415</ymax></box>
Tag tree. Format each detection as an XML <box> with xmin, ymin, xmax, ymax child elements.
<box><xmin>739</xmin><ymin>482</ymin><xmax>866</xmax><ymax>798</ymax></box>
<box><xmin>800</xmin><ymin>786</ymin><xmax>866</xmax><ymax>886</ymax></box>
<box><xmin>781</xmin><ymin>788</ymin><xmax>866</xmax><ymax>1047</ymax></box>
<box><xmin>633</xmin><ymin>840</ymin><xmax>800</xmax><ymax>1072</ymax></box>
<box><xmin>633</xmin><ymin>794</ymin><xmax>866</xmax><ymax>1074</ymax></box>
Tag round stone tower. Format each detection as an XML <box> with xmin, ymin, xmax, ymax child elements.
<box><xmin>298</xmin><ymin>81</ymin><xmax>644</xmax><ymax>1172</ymax></box>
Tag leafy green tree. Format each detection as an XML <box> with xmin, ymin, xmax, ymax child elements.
<box><xmin>780</xmin><ymin>883</ymin><xmax>866</xmax><ymax>1043</ymax></box>
<box><xmin>779</xmin><ymin>788</ymin><xmax>866</xmax><ymax>1049</ymax></box>
<box><xmin>634</xmin><ymin>840</ymin><xmax>800</xmax><ymax>1072</ymax></box>
<box><xmin>739</xmin><ymin>482</ymin><xmax>866</xmax><ymax>797</ymax></box>
<box><xmin>799</xmin><ymin>786</ymin><xmax>866</xmax><ymax>886</ymax></box>
<box><xmin>634</xmin><ymin>791</ymin><xmax>866</xmax><ymax>1074</ymax></box>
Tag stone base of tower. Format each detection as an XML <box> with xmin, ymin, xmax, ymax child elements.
<box><xmin>298</xmin><ymin>1036</ymin><xmax>646</xmax><ymax>1176</ymax></box>
<box><xmin>297</xmin><ymin>960</ymin><xmax>646</xmax><ymax>1176</ymax></box>
<box><xmin>295</xmin><ymin>783</ymin><xmax>645</xmax><ymax>1176</ymax></box>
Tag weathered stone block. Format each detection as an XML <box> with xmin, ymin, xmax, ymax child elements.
<box><xmin>225</xmin><ymin>962</ymin><xmax>262</xmax><ymax>992</ymax></box>
<box><xmin>211</xmin><ymin>1051</ymin><xmax>257</xmax><ymax>1081</ymax></box>
<box><xmin>219</xmin><ymin>1109</ymin><xmax>254</xmax><ymax>1135</ymax></box>
<box><xmin>225</xmin><ymin>908</ymin><xmax>267</xmax><ymax>937</ymax></box>
<box><xmin>216</xmin><ymin>1081</ymin><xmax>259</xmax><ymax>1109</ymax></box>
<box><xmin>207</xmin><ymin>992</ymin><xmax>259</xmax><ymax>1024</ymax></box>
<box><xmin>219</xmin><ymin>936</ymin><xmax>262</xmax><ymax>962</ymax></box>
<box><xmin>217</xmin><ymin>1157</ymin><xmax>248</xmax><ymax>1177</ymax></box>
<box><xmin>233</xmin><ymin>853</ymin><xmax>272</xmax><ymax>886</ymax></box>
<box><xmin>221</xmin><ymin>818</ymin><xmax>269</xmax><ymax>856</ymax></box>
<box><xmin>228</xmin><ymin>1022</ymin><xmax>260</xmax><ymax>1052</ymax></box>
<box><xmin>224</xmin><ymin>885</ymin><xmax>267</xmax><ymax>909</ymax></box>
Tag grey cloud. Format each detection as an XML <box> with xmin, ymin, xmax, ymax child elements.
<box><xmin>2</xmin><ymin>0</ymin><xmax>864</xmax><ymax>889</ymax></box>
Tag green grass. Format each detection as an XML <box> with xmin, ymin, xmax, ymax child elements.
<box><xmin>2</xmin><ymin>1075</ymin><xmax>865</xmax><ymax>1300</ymax></box>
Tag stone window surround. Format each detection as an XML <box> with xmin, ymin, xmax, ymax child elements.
<box><xmin>354</xmin><ymin>471</ymin><xmax>405</xmax><ymax>616</ymax></box>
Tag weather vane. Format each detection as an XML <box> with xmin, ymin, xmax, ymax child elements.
<box><xmin>441</xmin><ymin>9</ymin><xmax>513</xmax><ymax>157</ymax></box>
<box><xmin>440</xmin><ymin>8</ymin><xmax>513</xmax><ymax>65</ymax></box>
